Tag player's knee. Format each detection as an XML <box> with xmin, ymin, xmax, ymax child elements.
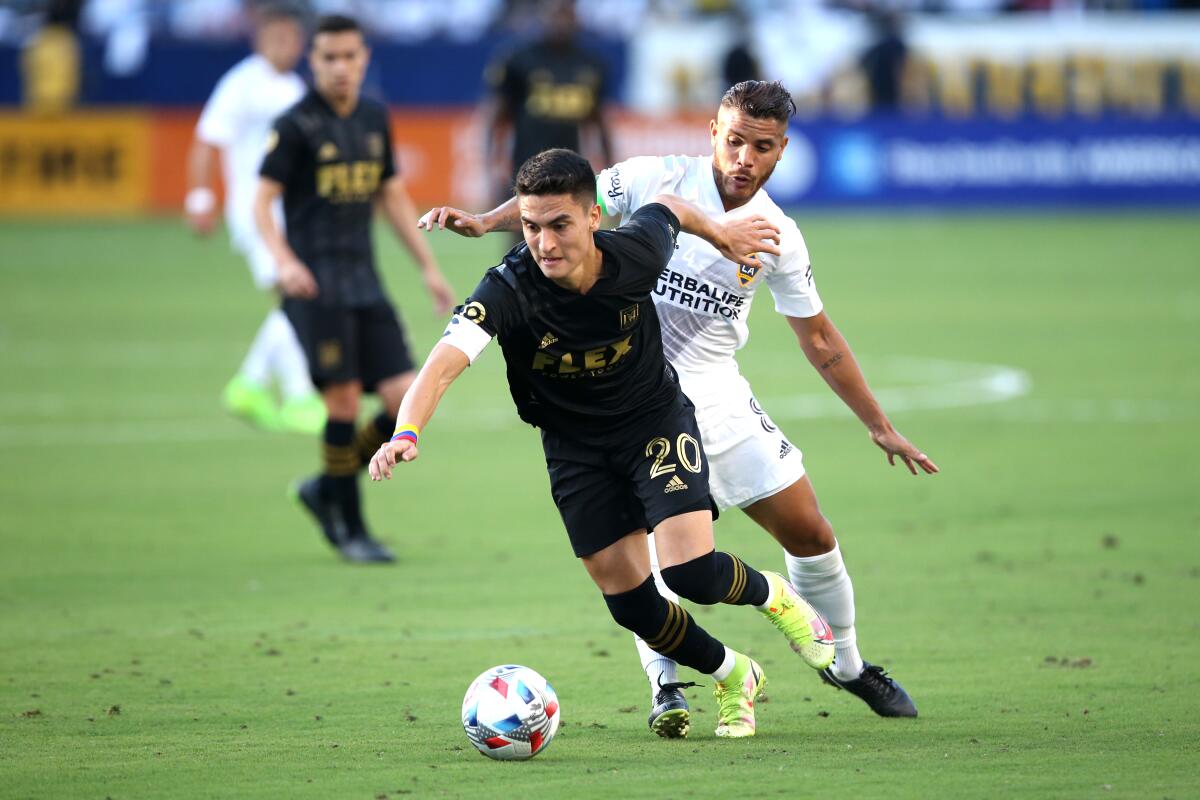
<box><xmin>660</xmin><ymin>552</ymin><xmax>726</xmax><ymax>606</ymax></box>
<box><xmin>602</xmin><ymin>577</ymin><xmax>665</xmax><ymax>638</ymax></box>
<box><xmin>780</xmin><ymin>514</ymin><xmax>836</xmax><ymax>558</ymax></box>
<box><xmin>322</xmin><ymin>383</ymin><xmax>361</xmax><ymax>421</ymax></box>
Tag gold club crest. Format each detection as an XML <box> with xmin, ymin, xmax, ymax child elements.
<box><xmin>619</xmin><ymin>304</ymin><xmax>639</xmax><ymax>330</ymax></box>
<box><xmin>317</xmin><ymin>141</ymin><xmax>339</xmax><ymax>161</ymax></box>
<box><xmin>366</xmin><ymin>133</ymin><xmax>385</xmax><ymax>158</ymax></box>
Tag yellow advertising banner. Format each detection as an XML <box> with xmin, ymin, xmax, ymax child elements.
<box><xmin>0</xmin><ymin>111</ymin><xmax>151</xmax><ymax>214</ymax></box>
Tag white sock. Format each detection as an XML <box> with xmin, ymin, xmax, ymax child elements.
<box><xmin>710</xmin><ymin>647</ymin><xmax>737</xmax><ymax>682</ymax></box>
<box><xmin>237</xmin><ymin>311</ymin><xmax>278</xmax><ymax>387</ymax></box>
<box><xmin>785</xmin><ymin>543</ymin><xmax>864</xmax><ymax>680</ymax></box>
<box><xmin>264</xmin><ymin>309</ymin><xmax>315</xmax><ymax>400</ymax></box>
<box><xmin>636</xmin><ymin>532</ymin><xmax>681</xmax><ymax>699</ymax></box>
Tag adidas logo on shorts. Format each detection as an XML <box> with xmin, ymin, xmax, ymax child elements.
<box><xmin>664</xmin><ymin>475</ymin><xmax>689</xmax><ymax>494</ymax></box>
<box><xmin>779</xmin><ymin>440</ymin><xmax>794</xmax><ymax>459</ymax></box>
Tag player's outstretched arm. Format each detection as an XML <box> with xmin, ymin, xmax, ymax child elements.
<box><xmin>253</xmin><ymin>177</ymin><xmax>317</xmax><ymax>298</ymax></box>
<box><xmin>648</xmin><ymin>194</ymin><xmax>781</xmax><ymax>268</ymax></box>
<box><xmin>787</xmin><ymin>312</ymin><xmax>939</xmax><ymax>476</ymax></box>
<box><xmin>417</xmin><ymin>196</ymin><xmax>520</xmax><ymax>238</ymax></box>
<box><xmin>369</xmin><ymin>343</ymin><xmax>470</xmax><ymax>481</ymax></box>
<box><xmin>380</xmin><ymin>176</ymin><xmax>456</xmax><ymax>314</ymax></box>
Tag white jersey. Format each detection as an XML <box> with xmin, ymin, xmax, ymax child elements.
<box><xmin>196</xmin><ymin>54</ymin><xmax>305</xmax><ymax>245</ymax></box>
<box><xmin>596</xmin><ymin>155</ymin><xmax>822</xmax><ymax>402</ymax></box>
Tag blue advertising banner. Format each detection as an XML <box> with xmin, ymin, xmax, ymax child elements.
<box><xmin>768</xmin><ymin>117</ymin><xmax>1200</xmax><ymax>207</ymax></box>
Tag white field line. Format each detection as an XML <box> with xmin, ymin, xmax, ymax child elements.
<box><xmin>0</xmin><ymin>357</ymin><xmax>1186</xmax><ymax>448</ymax></box>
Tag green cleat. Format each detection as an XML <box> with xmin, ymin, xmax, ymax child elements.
<box><xmin>277</xmin><ymin>393</ymin><xmax>326</xmax><ymax>435</ymax></box>
<box><xmin>222</xmin><ymin>375</ymin><xmax>279</xmax><ymax>431</ymax></box>
<box><xmin>713</xmin><ymin>652</ymin><xmax>766</xmax><ymax>738</ymax></box>
<box><xmin>760</xmin><ymin>571</ymin><xmax>836</xmax><ymax>670</ymax></box>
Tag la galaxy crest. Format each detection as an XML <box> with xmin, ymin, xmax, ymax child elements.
<box><xmin>737</xmin><ymin>261</ymin><xmax>760</xmax><ymax>287</ymax></box>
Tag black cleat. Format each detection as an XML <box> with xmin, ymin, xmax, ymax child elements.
<box><xmin>648</xmin><ymin>680</ymin><xmax>696</xmax><ymax>738</ymax></box>
<box><xmin>820</xmin><ymin>662</ymin><xmax>917</xmax><ymax>717</ymax></box>
<box><xmin>294</xmin><ymin>476</ymin><xmax>347</xmax><ymax>549</ymax></box>
<box><xmin>338</xmin><ymin>536</ymin><xmax>395</xmax><ymax>564</ymax></box>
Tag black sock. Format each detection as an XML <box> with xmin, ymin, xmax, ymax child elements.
<box><xmin>355</xmin><ymin>411</ymin><xmax>393</xmax><ymax>468</ymax></box>
<box><xmin>604</xmin><ymin>577</ymin><xmax>725</xmax><ymax>674</ymax></box>
<box><xmin>660</xmin><ymin>551</ymin><xmax>769</xmax><ymax>607</ymax></box>
<box><xmin>321</xmin><ymin>420</ymin><xmax>364</xmax><ymax>535</ymax></box>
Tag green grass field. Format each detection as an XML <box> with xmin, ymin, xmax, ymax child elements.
<box><xmin>1</xmin><ymin>213</ymin><xmax>1197</xmax><ymax>799</ymax></box>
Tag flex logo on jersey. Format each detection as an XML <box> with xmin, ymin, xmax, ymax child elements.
<box><xmin>531</xmin><ymin>335</ymin><xmax>633</xmax><ymax>377</ymax></box>
<box><xmin>317</xmin><ymin>161</ymin><xmax>384</xmax><ymax>203</ymax></box>
<box><xmin>737</xmin><ymin>262</ymin><xmax>760</xmax><ymax>287</ymax></box>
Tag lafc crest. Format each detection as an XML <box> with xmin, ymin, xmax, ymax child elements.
<box><xmin>737</xmin><ymin>262</ymin><xmax>760</xmax><ymax>287</ymax></box>
<box><xmin>619</xmin><ymin>304</ymin><xmax>639</xmax><ymax>330</ymax></box>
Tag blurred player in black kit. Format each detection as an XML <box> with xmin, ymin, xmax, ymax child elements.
<box><xmin>368</xmin><ymin>149</ymin><xmax>837</xmax><ymax>738</ymax></box>
<box><xmin>254</xmin><ymin>14</ymin><xmax>456</xmax><ymax>563</ymax></box>
<box><xmin>484</xmin><ymin>0</ymin><xmax>613</xmax><ymax>205</ymax></box>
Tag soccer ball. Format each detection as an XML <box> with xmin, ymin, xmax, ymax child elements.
<box><xmin>461</xmin><ymin>664</ymin><xmax>560</xmax><ymax>760</ymax></box>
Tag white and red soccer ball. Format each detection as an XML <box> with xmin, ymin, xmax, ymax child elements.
<box><xmin>461</xmin><ymin>665</ymin><xmax>560</xmax><ymax>761</ymax></box>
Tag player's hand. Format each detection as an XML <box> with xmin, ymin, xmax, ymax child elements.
<box><xmin>277</xmin><ymin>257</ymin><xmax>318</xmax><ymax>299</ymax></box>
<box><xmin>369</xmin><ymin>440</ymin><xmax>419</xmax><ymax>481</ymax></box>
<box><xmin>417</xmin><ymin>206</ymin><xmax>489</xmax><ymax>238</ymax></box>
<box><xmin>717</xmin><ymin>215</ymin><xmax>781</xmax><ymax>268</ymax></box>
<box><xmin>186</xmin><ymin>209</ymin><xmax>217</xmax><ymax>238</ymax></box>
<box><xmin>870</xmin><ymin>428</ymin><xmax>939</xmax><ymax>475</ymax></box>
<box><xmin>423</xmin><ymin>271</ymin><xmax>457</xmax><ymax>315</ymax></box>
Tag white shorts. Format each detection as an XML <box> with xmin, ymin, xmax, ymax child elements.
<box><xmin>687</xmin><ymin>375</ymin><xmax>806</xmax><ymax>511</ymax></box>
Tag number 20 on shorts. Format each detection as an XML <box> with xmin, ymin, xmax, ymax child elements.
<box><xmin>645</xmin><ymin>433</ymin><xmax>703</xmax><ymax>479</ymax></box>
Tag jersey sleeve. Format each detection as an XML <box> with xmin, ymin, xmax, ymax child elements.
<box><xmin>764</xmin><ymin>230</ymin><xmax>823</xmax><ymax>319</ymax></box>
<box><xmin>196</xmin><ymin>72</ymin><xmax>241</xmax><ymax>147</ymax></box>
<box><xmin>259</xmin><ymin>115</ymin><xmax>304</xmax><ymax>186</ymax></box>
<box><xmin>596</xmin><ymin>156</ymin><xmax>664</xmax><ymax>218</ymax></box>
<box><xmin>605</xmin><ymin>203</ymin><xmax>679</xmax><ymax>290</ymax></box>
<box><xmin>380</xmin><ymin>109</ymin><xmax>398</xmax><ymax>182</ymax></box>
<box><xmin>439</xmin><ymin>271</ymin><xmax>518</xmax><ymax>364</ymax></box>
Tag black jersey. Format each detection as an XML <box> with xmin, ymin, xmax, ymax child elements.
<box><xmin>487</xmin><ymin>41</ymin><xmax>608</xmax><ymax>173</ymax></box>
<box><xmin>459</xmin><ymin>203</ymin><xmax>683</xmax><ymax>449</ymax></box>
<box><xmin>260</xmin><ymin>90</ymin><xmax>395</xmax><ymax>308</ymax></box>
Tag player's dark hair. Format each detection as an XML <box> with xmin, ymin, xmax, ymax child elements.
<box><xmin>720</xmin><ymin>80</ymin><xmax>796</xmax><ymax>124</ymax></box>
<box><xmin>313</xmin><ymin>13</ymin><xmax>361</xmax><ymax>37</ymax></box>
<box><xmin>514</xmin><ymin>148</ymin><xmax>595</xmax><ymax>207</ymax></box>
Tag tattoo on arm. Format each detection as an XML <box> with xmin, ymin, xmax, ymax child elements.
<box><xmin>820</xmin><ymin>352</ymin><xmax>845</xmax><ymax>371</ymax></box>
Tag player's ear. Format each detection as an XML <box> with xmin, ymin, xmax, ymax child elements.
<box><xmin>588</xmin><ymin>202</ymin><xmax>601</xmax><ymax>231</ymax></box>
<box><xmin>709</xmin><ymin>118</ymin><xmax>718</xmax><ymax>143</ymax></box>
<box><xmin>778</xmin><ymin>133</ymin><xmax>789</xmax><ymax>161</ymax></box>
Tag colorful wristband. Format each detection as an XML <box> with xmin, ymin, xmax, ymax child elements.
<box><xmin>391</xmin><ymin>424</ymin><xmax>420</xmax><ymax>444</ymax></box>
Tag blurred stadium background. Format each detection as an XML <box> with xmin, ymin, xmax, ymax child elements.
<box><xmin>2</xmin><ymin>2</ymin><xmax>1198</xmax><ymax>797</ymax></box>
<box><xmin>3</xmin><ymin>0</ymin><xmax>1199</xmax><ymax>213</ymax></box>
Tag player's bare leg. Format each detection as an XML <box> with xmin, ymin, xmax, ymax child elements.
<box><xmin>744</xmin><ymin>476</ymin><xmax>917</xmax><ymax>717</ymax></box>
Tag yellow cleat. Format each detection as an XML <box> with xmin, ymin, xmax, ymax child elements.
<box><xmin>714</xmin><ymin>653</ymin><xmax>766</xmax><ymax>738</ymax></box>
<box><xmin>760</xmin><ymin>571</ymin><xmax>836</xmax><ymax>670</ymax></box>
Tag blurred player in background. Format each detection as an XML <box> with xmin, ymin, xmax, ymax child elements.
<box><xmin>186</xmin><ymin>4</ymin><xmax>325</xmax><ymax>434</ymax></box>
<box><xmin>483</xmin><ymin>0</ymin><xmax>612</xmax><ymax>211</ymax></box>
<box><xmin>420</xmin><ymin>81</ymin><xmax>938</xmax><ymax>735</ymax></box>
<box><xmin>254</xmin><ymin>14</ymin><xmax>455</xmax><ymax>563</ymax></box>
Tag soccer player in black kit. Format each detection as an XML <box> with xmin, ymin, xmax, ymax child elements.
<box><xmin>253</xmin><ymin>15</ymin><xmax>456</xmax><ymax>563</ymax></box>
<box><xmin>369</xmin><ymin>149</ymin><xmax>836</xmax><ymax>738</ymax></box>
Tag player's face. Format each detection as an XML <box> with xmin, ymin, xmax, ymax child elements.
<box><xmin>257</xmin><ymin>18</ymin><xmax>304</xmax><ymax>72</ymax></box>
<box><xmin>310</xmin><ymin>31</ymin><xmax>369</xmax><ymax>102</ymax></box>
<box><xmin>518</xmin><ymin>193</ymin><xmax>601</xmax><ymax>286</ymax></box>
<box><xmin>709</xmin><ymin>107</ymin><xmax>789</xmax><ymax>207</ymax></box>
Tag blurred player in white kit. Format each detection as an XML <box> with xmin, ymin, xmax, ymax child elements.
<box><xmin>185</xmin><ymin>3</ymin><xmax>325</xmax><ymax>434</ymax></box>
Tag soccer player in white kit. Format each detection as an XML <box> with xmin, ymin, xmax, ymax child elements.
<box><xmin>419</xmin><ymin>81</ymin><xmax>939</xmax><ymax>735</ymax></box>
<box><xmin>185</xmin><ymin>5</ymin><xmax>324</xmax><ymax>434</ymax></box>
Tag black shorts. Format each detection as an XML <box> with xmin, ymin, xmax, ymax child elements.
<box><xmin>283</xmin><ymin>300</ymin><xmax>415</xmax><ymax>392</ymax></box>
<box><xmin>541</xmin><ymin>400</ymin><xmax>719</xmax><ymax>558</ymax></box>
